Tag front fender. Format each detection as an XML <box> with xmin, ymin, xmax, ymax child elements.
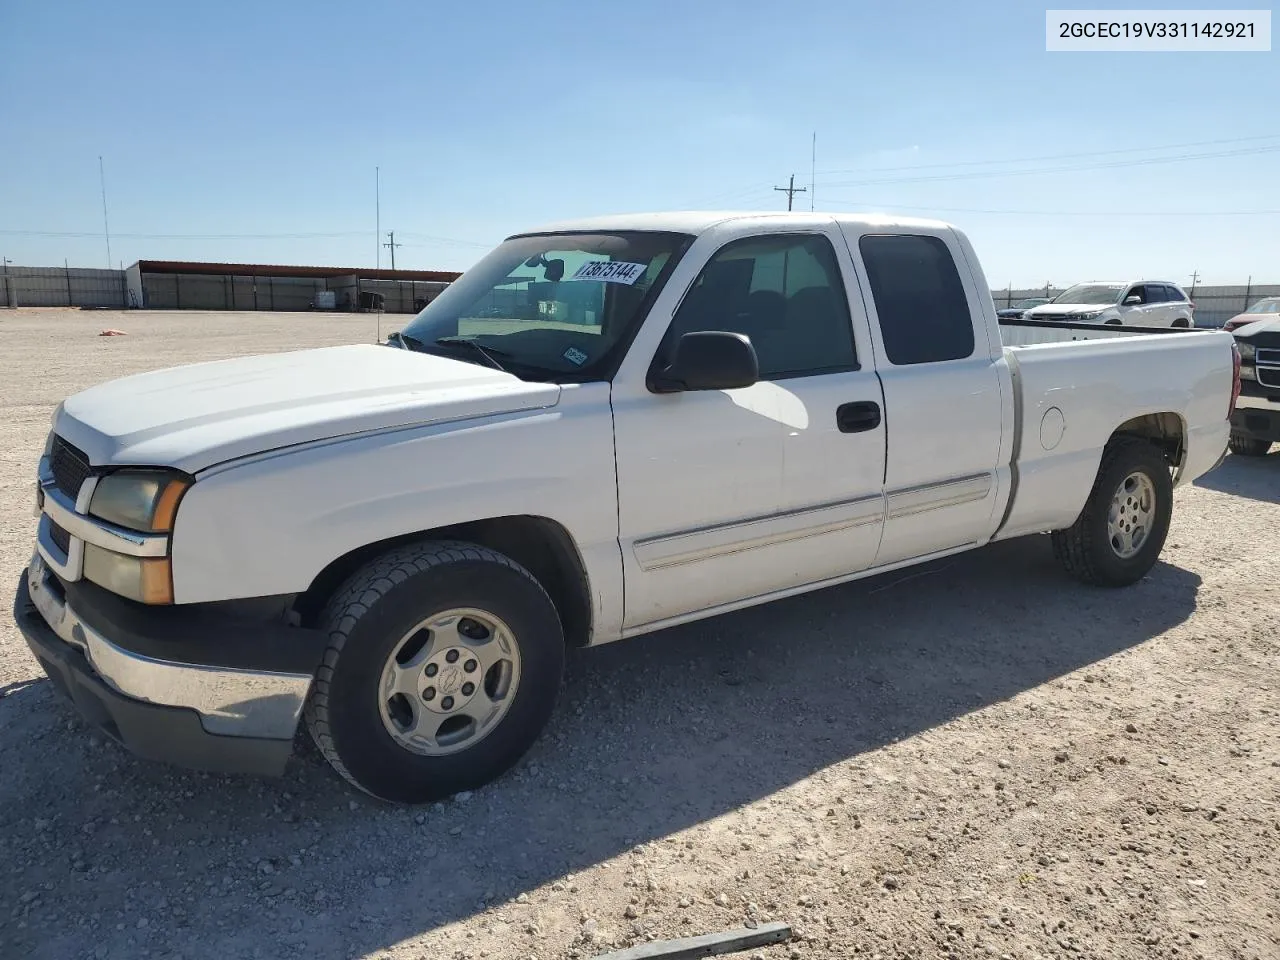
<box><xmin>169</xmin><ymin>386</ymin><xmax>621</xmax><ymax>625</ymax></box>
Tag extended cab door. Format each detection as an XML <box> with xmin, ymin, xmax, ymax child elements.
<box><xmin>611</xmin><ymin>222</ymin><xmax>887</xmax><ymax>632</ymax></box>
<box><xmin>840</xmin><ymin>226</ymin><xmax>1007</xmax><ymax>567</ymax></box>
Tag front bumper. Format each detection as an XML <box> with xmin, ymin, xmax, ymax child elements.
<box><xmin>1232</xmin><ymin>390</ymin><xmax>1280</xmax><ymax>442</ymax></box>
<box><xmin>13</xmin><ymin>555</ymin><xmax>327</xmax><ymax>776</ymax></box>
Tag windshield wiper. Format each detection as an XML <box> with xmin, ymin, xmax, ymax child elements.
<box><xmin>433</xmin><ymin>336</ymin><xmax>511</xmax><ymax>373</ymax></box>
<box><xmin>387</xmin><ymin>330</ymin><xmax>430</xmax><ymax>351</ymax></box>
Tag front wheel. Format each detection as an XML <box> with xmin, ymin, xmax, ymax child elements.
<box><xmin>1051</xmin><ymin>438</ymin><xmax>1173</xmax><ymax>587</ymax></box>
<box><xmin>304</xmin><ymin>541</ymin><xmax>565</xmax><ymax>803</ymax></box>
<box><xmin>1229</xmin><ymin>431</ymin><xmax>1272</xmax><ymax>457</ymax></box>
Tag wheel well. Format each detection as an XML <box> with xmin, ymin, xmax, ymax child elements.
<box><xmin>1111</xmin><ymin>412</ymin><xmax>1185</xmax><ymax>469</ymax></box>
<box><xmin>293</xmin><ymin>516</ymin><xmax>593</xmax><ymax>647</ymax></box>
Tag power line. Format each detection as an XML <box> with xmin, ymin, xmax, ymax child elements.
<box><xmin>0</xmin><ymin>229</ymin><xmax>374</xmax><ymax>239</ymax></box>
<box><xmin>818</xmin><ymin>143</ymin><xmax>1280</xmax><ymax>189</ymax></box>
<box><xmin>816</xmin><ymin>133</ymin><xmax>1280</xmax><ymax>176</ymax></box>
<box><xmin>774</xmin><ymin>173</ymin><xmax>807</xmax><ymax>211</ymax></box>
<box><xmin>817</xmin><ymin>198</ymin><xmax>1280</xmax><ymax>216</ymax></box>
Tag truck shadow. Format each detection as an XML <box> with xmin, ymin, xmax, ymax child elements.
<box><xmin>0</xmin><ymin>535</ymin><xmax>1201</xmax><ymax>960</ymax></box>
<box><xmin>1193</xmin><ymin>450</ymin><xmax>1280</xmax><ymax>504</ymax></box>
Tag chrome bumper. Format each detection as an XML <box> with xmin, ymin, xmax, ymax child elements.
<box><xmin>25</xmin><ymin>553</ymin><xmax>312</xmax><ymax>740</ymax></box>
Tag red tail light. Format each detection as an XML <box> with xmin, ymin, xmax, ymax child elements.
<box><xmin>1228</xmin><ymin>341</ymin><xmax>1242</xmax><ymax>418</ymax></box>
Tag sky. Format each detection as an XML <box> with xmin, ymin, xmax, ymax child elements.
<box><xmin>1</xmin><ymin>0</ymin><xmax>1277</xmax><ymax>285</ymax></box>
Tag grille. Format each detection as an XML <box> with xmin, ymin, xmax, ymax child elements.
<box><xmin>48</xmin><ymin>519</ymin><xmax>72</xmax><ymax>556</ymax></box>
<box><xmin>1258</xmin><ymin>367</ymin><xmax>1280</xmax><ymax>390</ymax></box>
<box><xmin>1257</xmin><ymin>348</ymin><xmax>1280</xmax><ymax>389</ymax></box>
<box><xmin>49</xmin><ymin>436</ymin><xmax>92</xmax><ymax>500</ymax></box>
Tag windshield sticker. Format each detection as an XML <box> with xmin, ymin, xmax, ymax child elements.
<box><xmin>563</xmin><ymin>346</ymin><xmax>589</xmax><ymax>366</ymax></box>
<box><xmin>566</xmin><ymin>260</ymin><xmax>648</xmax><ymax>285</ymax></box>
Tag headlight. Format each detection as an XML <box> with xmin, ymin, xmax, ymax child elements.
<box><xmin>1237</xmin><ymin>342</ymin><xmax>1256</xmax><ymax>361</ymax></box>
<box><xmin>1073</xmin><ymin>310</ymin><xmax>1105</xmax><ymax>321</ymax></box>
<box><xmin>82</xmin><ymin>544</ymin><xmax>173</xmax><ymax>604</ymax></box>
<box><xmin>89</xmin><ymin>470</ymin><xmax>189</xmax><ymax>533</ymax></box>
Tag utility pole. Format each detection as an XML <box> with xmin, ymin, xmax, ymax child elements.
<box><xmin>2</xmin><ymin>257</ymin><xmax>12</xmax><ymax>309</ymax></box>
<box><xmin>774</xmin><ymin>173</ymin><xmax>807</xmax><ymax>212</ymax></box>
<box><xmin>1189</xmin><ymin>270</ymin><xmax>1199</xmax><ymax>300</ymax></box>
<box><xmin>383</xmin><ymin>230</ymin><xmax>402</xmax><ymax>271</ymax></box>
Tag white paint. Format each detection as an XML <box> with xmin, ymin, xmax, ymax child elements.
<box><xmin>33</xmin><ymin>211</ymin><xmax>1237</xmax><ymax>652</ymax></box>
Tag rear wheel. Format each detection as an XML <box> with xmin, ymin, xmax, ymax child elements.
<box><xmin>1052</xmin><ymin>438</ymin><xmax>1173</xmax><ymax>587</ymax></box>
<box><xmin>304</xmin><ymin>541</ymin><xmax>565</xmax><ymax>803</ymax></box>
<box><xmin>1229</xmin><ymin>431</ymin><xmax>1272</xmax><ymax>457</ymax></box>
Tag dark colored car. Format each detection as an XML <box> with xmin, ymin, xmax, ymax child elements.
<box><xmin>996</xmin><ymin>297</ymin><xmax>1052</xmax><ymax>319</ymax></box>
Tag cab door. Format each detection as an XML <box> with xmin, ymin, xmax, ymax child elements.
<box><xmin>839</xmin><ymin>226</ymin><xmax>1007</xmax><ymax>567</ymax></box>
<box><xmin>610</xmin><ymin>223</ymin><xmax>886</xmax><ymax>631</ymax></box>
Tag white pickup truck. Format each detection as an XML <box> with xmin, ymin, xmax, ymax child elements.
<box><xmin>14</xmin><ymin>211</ymin><xmax>1240</xmax><ymax>803</ymax></box>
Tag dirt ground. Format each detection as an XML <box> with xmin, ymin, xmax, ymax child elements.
<box><xmin>1</xmin><ymin>309</ymin><xmax>1277</xmax><ymax>960</ymax></box>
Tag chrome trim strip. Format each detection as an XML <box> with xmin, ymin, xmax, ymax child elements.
<box><xmin>38</xmin><ymin>462</ymin><xmax>168</xmax><ymax>559</ymax></box>
<box><xmin>622</xmin><ymin>541</ymin><xmax>978</xmax><ymax>637</ymax></box>
<box><xmin>25</xmin><ymin>557</ymin><xmax>310</xmax><ymax>740</ymax></box>
<box><xmin>885</xmin><ymin>473</ymin><xmax>994</xmax><ymax>520</ymax></box>
<box><xmin>634</xmin><ymin>495</ymin><xmax>885</xmax><ymax>572</ymax></box>
<box><xmin>36</xmin><ymin>513</ymin><xmax>85</xmax><ymax>583</ymax></box>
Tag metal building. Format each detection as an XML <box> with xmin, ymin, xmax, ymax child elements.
<box><xmin>124</xmin><ymin>261</ymin><xmax>461</xmax><ymax>312</ymax></box>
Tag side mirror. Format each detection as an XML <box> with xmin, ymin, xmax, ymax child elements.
<box><xmin>649</xmin><ymin>331</ymin><xmax>759</xmax><ymax>393</ymax></box>
<box><xmin>1123</xmin><ymin>294</ymin><xmax>1142</xmax><ymax>305</ymax></box>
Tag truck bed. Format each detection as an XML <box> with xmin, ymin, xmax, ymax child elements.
<box><xmin>992</xmin><ymin>316</ymin><xmax>1234</xmax><ymax>543</ymax></box>
<box><xmin>998</xmin><ymin>316</ymin><xmax>1205</xmax><ymax>346</ymax></box>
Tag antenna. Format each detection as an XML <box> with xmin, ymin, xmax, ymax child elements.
<box><xmin>375</xmin><ymin>166</ymin><xmax>382</xmax><ymax>343</ymax></box>
<box><xmin>98</xmin><ymin>156</ymin><xmax>112</xmax><ymax>269</ymax></box>
<box><xmin>810</xmin><ymin>132</ymin><xmax>816</xmax><ymax>212</ymax></box>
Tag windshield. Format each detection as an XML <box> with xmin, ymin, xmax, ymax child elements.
<box><xmin>1246</xmin><ymin>299</ymin><xmax>1280</xmax><ymax>314</ymax></box>
<box><xmin>1052</xmin><ymin>284</ymin><xmax>1125</xmax><ymax>305</ymax></box>
<box><xmin>399</xmin><ymin>231</ymin><xmax>693</xmax><ymax>380</ymax></box>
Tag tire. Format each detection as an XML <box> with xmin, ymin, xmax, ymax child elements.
<box><xmin>1105</xmin><ymin>319</ymin><xmax>1122</xmax><ymax>326</ymax></box>
<box><xmin>1051</xmin><ymin>438</ymin><xmax>1173</xmax><ymax>587</ymax></box>
<box><xmin>304</xmin><ymin>540</ymin><xmax>565</xmax><ymax>803</ymax></box>
<box><xmin>1228</xmin><ymin>431</ymin><xmax>1272</xmax><ymax>457</ymax></box>
<box><xmin>1172</xmin><ymin>317</ymin><xmax>1191</xmax><ymax>329</ymax></box>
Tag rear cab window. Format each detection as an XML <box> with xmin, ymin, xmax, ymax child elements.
<box><xmin>857</xmin><ymin>234</ymin><xmax>975</xmax><ymax>365</ymax></box>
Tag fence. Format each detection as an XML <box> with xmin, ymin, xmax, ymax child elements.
<box><xmin>995</xmin><ymin>283</ymin><xmax>1280</xmax><ymax>328</ymax></box>
<box><xmin>4</xmin><ymin>262</ymin><xmax>1278</xmax><ymax>325</ymax></box>
<box><xmin>1</xmin><ymin>267</ymin><xmax>127</xmax><ymax>308</ymax></box>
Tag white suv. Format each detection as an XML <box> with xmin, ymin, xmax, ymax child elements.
<box><xmin>1023</xmin><ymin>281</ymin><xmax>1195</xmax><ymax>328</ymax></box>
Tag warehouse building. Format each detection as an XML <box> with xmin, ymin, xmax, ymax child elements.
<box><xmin>123</xmin><ymin>260</ymin><xmax>461</xmax><ymax>313</ymax></box>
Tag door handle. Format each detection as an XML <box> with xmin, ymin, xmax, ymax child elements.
<box><xmin>836</xmin><ymin>401</ymin><xmax>881</xmax><ymax>433</ymax></box>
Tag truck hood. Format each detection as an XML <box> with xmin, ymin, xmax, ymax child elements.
<box><xmin>1024</xmin><ymin>303</ymin><xmax>1116</xmax><ymax>318</ymax></box>
<box><xmin>1229</xmin><ymin>315</ymin><xmax>1280</xmax><ymax>336</ymax></box>
<box><xmin>53</xmin><ymin>344</ymin><xmax>562</xmax><ymax>474</ymax></box>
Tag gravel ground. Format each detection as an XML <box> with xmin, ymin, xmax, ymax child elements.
<box><xmin>1</xmin><ymin>309</ymin><xmax>1277</xmax><ymax>960</ymax></box>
